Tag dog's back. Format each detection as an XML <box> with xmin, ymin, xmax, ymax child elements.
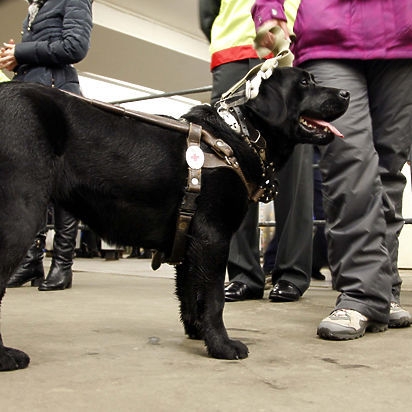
<box><xmin>0</xmin><ymin>81</ymin><xmax>190</xmax><ymax>255</ymax></box>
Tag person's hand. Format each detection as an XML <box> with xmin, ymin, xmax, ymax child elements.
<box><xmin>0</xmin><ymin>39</ymin><xmax>18</xmax><ymax>72</ymax></box>
<box><xmin>254</xmin><ymin>19</ymin><xmax>293</xmax><ymax>62</ymax></box>
<box><xmin>255</xmin><ymin>19</ymin><xmax>290</xmax><ymax>50</ymax></box>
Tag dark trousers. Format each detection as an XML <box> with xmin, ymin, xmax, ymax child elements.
<box><xmin>212</xmin><ymin>59</ymin><xmax>313</xmax><ymax>294</ymax></box>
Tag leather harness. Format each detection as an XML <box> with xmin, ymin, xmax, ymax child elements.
<box><xmin>61</xmin><ymin>43</ymin><xmax>291</xmax><ymax>268</ymax></box>
<box><xmin>61</xmin><ymin>91</ymin><xmax>264</xmax><ymax>268</ymax></box>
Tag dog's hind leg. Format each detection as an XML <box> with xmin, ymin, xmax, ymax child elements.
<box><xmin>177</xmin><ymin>236</ymin><xmax>249</xmax><ymax>360</ymax></box>
<box><xmin>176</xmin><ymin>262</ymin><xmax>202</xmax><ymax>340</ymax></box>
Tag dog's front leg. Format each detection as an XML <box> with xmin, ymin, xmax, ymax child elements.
<box><xmin>178</xmin><ymin>236</ymin><xmax>248</xmax><ymax>359</ymax></box>
<box><xmin>200</xmin><ymin>281</ymin><xmax>249</xmax><ymax>360</ymax></box>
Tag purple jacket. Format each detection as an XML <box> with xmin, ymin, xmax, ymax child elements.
<box><xmin>252</xmin><ymin>0</ymin><xmax>412</xmax><ymax>66</ymax></box>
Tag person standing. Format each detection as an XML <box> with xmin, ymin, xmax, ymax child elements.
<box><xmin>199</xmin><ymin>0</ymin><xmax>313</xmax><ymax>303</ymax></box>
<box><xmin>252</xmin><ymin>0</ymin><xmax>412</xmax><ymax>338</ymax></box>
<box><xmin>0</xmin><ymin>0</ymin><xmax>93</xmax><ymax>291</ymax></box>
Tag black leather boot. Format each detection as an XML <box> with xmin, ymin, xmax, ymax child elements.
<box><xmin>38</xmin><ymin>207</ymin><xmax>79</xmax><ymax>291</ymax></box>
<box><xmin>7</xmin><ymin>230</ymin><xmax>47</xmax><ymax>288</ymax></box>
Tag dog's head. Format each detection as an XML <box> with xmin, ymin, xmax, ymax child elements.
<box><xmin>243</xmin><ymin>66</ymin><xmax>349</xmax><ymax>147</ymax></box>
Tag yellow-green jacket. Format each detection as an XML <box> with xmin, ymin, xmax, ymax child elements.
<box><xmin>0</xmin><ymin>71</ymin><xmax>10</xmax><ymax>82</ymax></box>
<box><xmin>199</xmin><ymin>0</ymin><xmax>261</xmax><ymax>70</ymax></box>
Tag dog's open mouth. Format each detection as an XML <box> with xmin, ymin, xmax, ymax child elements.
<box><xmin>299</xmin><ymin>116</ymin><xmax>344</xmax><ymax>139</ymax></box>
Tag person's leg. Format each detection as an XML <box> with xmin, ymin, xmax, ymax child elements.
<box><xmin>6</xmin><ymin>229</ymin><xmax>47</xmax><ymax>287</ymax></box>
<box><xmin>367</xmin><ymin>59</ymin><xmax>412</xmax><ymax>302</ymax></box>
<box><xmin>226</xmin><ymin>202</ymin><xmax>264</xmax><ymax>294</ymax></box>
<box><xmin>366</xmin><ymin>60</ymin><xmax>412</xmax><ymax>327</ymax></box>
<box><xmin>262</xmin><ymin>231</ymin><xmax>278</xmax><ymax>275</ymax></box>
<box><xmin>269</xmin><ymin>144</ymin><xmax>313</xmax><ymax>299</ymax></box>
<box><xmin>312</xmin><ymin>147</ymin><xmax>327</xmax><ymax>280</ymax></box>
<box><xmin>302</xmin><ymin>59</ymin><xmax>392</xmax><ymax>326</ymax></box>
<box><xmin>38</xmin><ymin>206</ymin><xmax>79</xmax><ymax>291</ymax></box>
<box><xmin>212</xmin><ymin>60</ymin><xmax>265</xmax><ymax>299</ymax></box>
<box><xmin>79</xmin><ymin>228</ymin><xmax>100</xmax><ymax>258</ymax></box>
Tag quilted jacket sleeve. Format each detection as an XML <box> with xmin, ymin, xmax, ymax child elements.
<box><xmin>15</xmin><ymin>0</ymin><xmax>93</xmax><ymax>66</ymax></box>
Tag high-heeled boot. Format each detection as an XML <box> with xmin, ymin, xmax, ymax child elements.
<box><xmin>7</xmin><ymin>229</ymin><xmax>47</xmax><ymax>288</ymax></box>
<box><xmin>38</xmin><ymin>207</ymin><xmax>79</xmax><ymax>291</ymax></box>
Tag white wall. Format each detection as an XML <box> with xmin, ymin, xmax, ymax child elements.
<box><xmin>79</xmin><ymin>72</ymin><xmax>201</xmax><ymax>117</ymax></box>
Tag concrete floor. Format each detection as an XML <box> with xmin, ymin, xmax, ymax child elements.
<box><xmin>0</xmin><ymin>257</ymin><xmax>411</xmax><ymax>412</ymax></box>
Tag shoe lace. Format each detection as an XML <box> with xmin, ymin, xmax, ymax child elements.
<box><xmin>331</xmin><ymin>309</ymin><xmax>351</xmax><ymax>318</ymax></box>
<box><xmin>331</xmin><ymin>309</ymin><xmax>366</xmax><ymax>321</ymax></box>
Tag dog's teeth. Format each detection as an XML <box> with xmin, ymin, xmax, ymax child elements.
<box><xmin>301</xmin><ymin>117</ymin><xmax>331</xmax><ymax>132</ymax></box>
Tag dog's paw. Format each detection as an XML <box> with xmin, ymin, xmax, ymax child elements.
<box><xmin>208</xmin><ymin>339</ymin><xmax>249</xmax><ymax>360</ymax></box>
<box><xmin>0</xmin><ymin>347</ymin><xmax>30</xmax><ymax>371</ymax></box>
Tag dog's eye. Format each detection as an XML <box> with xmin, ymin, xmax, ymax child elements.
<box><xmin>300</xmin><ymin>78</ymin><xmax>310</xmax><ymax>87</ymax></box>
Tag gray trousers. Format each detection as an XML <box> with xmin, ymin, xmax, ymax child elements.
<box><xmin>302</xmin><ymin>59</ymin><xmax>412</xmax><ymax>323</ymax></box>
<box><xmin>212</xmin><ymin>59</ymin><xmax>313</xmax><ymax>294</ymax></box>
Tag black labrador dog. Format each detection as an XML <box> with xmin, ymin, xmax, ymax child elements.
<box><xmin>0</xmin><ymin>66</ymin><xmax>349</xmax><ymax>371</ymax></box>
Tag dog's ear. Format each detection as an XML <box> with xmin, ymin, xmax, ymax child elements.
<box><xmin>245</xmin><ymin>79</ymin><xmax>288</xmax><ymax>127</ymax></box>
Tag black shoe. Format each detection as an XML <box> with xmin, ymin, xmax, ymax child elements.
<box><xmin>7</xmin><ymin>230</ymin><xmax>47</xmax><ymax>288</ymax></box>
<box><xmin>311</xmin><ymin>270</ymin><xmax>326</xmax><ymax>280</ymax></box>
<box><xmin>269</xmin><ymin>280</ymin><xmax>301</xmax><ymax>302</ymax></box>
<box><xmin>7</xmin><ymin>270</ymin><xmax>43</xmax><ymax>288</ymax></box>
<box><xmin>38</xmin><ymin>206</ymin><xmax>77</xmax><ymax>291</ymax></box>
<box><xmin>224</xmin><ymin>281</ymin><xmax>263</xmax><ymax>302</ymax></box>
<box><xmin>38</xmin><ymin>262</ymin><xmax>73</xmax><ymax>291</ymax></box>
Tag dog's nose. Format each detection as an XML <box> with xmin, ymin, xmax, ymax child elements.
<box><xmin>339</xmin><ymin>90</ymin><xmax>350</xmax><ymax>100</ymax></box>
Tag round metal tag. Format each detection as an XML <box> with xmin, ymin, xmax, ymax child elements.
<box><xmin>186</xmin><ymin>146</ymin><xmax>204</xmax><ymax>169</ymax></box>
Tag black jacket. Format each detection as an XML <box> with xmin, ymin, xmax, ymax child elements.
<box><xmin>13</xmin><ymin>0</ymin><xmax>93</xmax><ymax>92</ymax></box>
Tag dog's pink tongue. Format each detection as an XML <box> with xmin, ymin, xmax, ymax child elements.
<box><xmin>305</xmin><ymin>117</ymin><xmax>344</xmax><ymax>138</ymax></box>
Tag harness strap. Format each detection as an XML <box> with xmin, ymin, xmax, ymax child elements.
<box><xmin>60</xmin><ymin>90</ymin><xmax>267</xmax><ymax>267</ymax></box>
<box><xmin>155</xmin><ymin>124</ymin><xmax>264</xmax><ymax>269</ymax></box>
<box><xmin>165</xmin><ymin>123</ymin><xmax>202</xmax><ymax>266</ymax></box>
<box><xmin>62</xmin><ymin>90</ymin><xmax>191</xmax><ymax>134</ymax></box>
<box><xmin>63</xmin><ymin>89</ymin><xmax>262</xmax><ymax>202</ymax></box>
<box><xmin>201</xmin><ymin>130</ymin><xmax>258</xmax><ymax>198</ymax></box>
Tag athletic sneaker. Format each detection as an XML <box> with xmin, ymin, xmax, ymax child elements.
<box><xmin>389</xmin><ymin>302</ymin><xmax>411</xmax><ymax>328</ymax></box>
<box><xmin>317</xmin><ymin>309</ymin><xmax>387</xmax><ymax>340</ymax></box>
